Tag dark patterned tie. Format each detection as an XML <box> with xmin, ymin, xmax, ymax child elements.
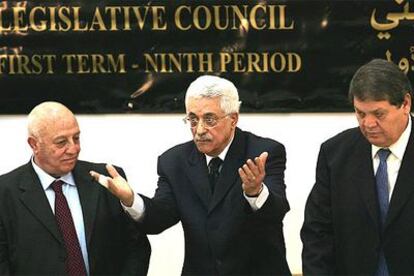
<box><xmin>375</xmin><ymin>148</ymin><xmax>391</xmax><ymax>276</ymax></box>
<box><xmin>208</xmin><ymin>157</ymin><xmax>223</xmax><ymax>193</ymax></box>
<box><xmin>52</xmin><ymin>180</ymin><xmax>87</xmax><ymax>276</ymax></box>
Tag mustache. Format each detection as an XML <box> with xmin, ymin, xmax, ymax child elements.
<box><xmin>195</xmin><ymin>134</ymin><xmax>212</xmax><ymax>142</ymax></box>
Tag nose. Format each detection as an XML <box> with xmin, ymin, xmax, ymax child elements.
<box><xmin>66</xmin><ymin>139</ymin><xmax>80</xmax><ymax>154</ymax></box>
<box><xmin>195</xmin><ymin>120</ymin><xmax>207</xmax><ymax>135</ymax></box>
<box><xmin>363</xmin><ymin>115</ymin><xmax>378</xmax><ymax>129</ymax></box>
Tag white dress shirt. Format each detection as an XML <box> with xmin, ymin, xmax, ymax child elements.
<box><xmin>31</xmin><ymin>159</ymin><xmax>90</xmax><ymax>275</ymax></box>
<box><xmin>371</xmin><ymin>116</ymin><xmax>411</xmax><ymax>201</ymax></box>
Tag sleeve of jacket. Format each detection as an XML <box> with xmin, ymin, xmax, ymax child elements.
<box><xmin>249</xmin><ymin>142</ymin><xmax>289</xmax><ymax>223</ymax></box>
<box><xmin>115</xmin><ymin>167</ymin><xmax>151</xmax><ymax>276</ymax></box>
<box><xmin>138</xmin><ymin>156</ymin><xmax>180</xmax><ymax>234</ymax></box>
<box><xmin>0</xmin><ymin>215</ymin><xmax>10</xmax><ymax>276</ymax></box>
<box><xmin>300</xmin><ymin>144</ymin><xmax>335</xmax><ymax>275</ymax></box>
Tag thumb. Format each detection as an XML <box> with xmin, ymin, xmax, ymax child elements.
<box><xmin>259</xmin><ymin>151</ymin><xmax>268</xmax><ymax>165</ymax></box>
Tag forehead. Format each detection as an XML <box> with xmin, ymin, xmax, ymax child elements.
<box><xmin>353</xmin><ymin>98</ymin><xmax>394</xmax><ymax>112</ymax></box>
<box><xmin>186</xmin><ymin>97</ymin><xmax>223</xmax><ymax>115</ymax></box>
<box><xmin>41</xmin><ymin>116</ymin><xmax>80</xmax><ymax>139</ymax></box>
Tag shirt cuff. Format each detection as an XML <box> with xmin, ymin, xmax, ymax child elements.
<box><xmin>244</xmin><ymin>184</ymin><xmax>269</xmax><ymax>211</ymax></box>
<box><xmin>121</xmin><ymin>190</ymin><xmax>145</xmax><ymax>221</ymax></box>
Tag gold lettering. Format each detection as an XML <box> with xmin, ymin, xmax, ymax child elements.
<box><xmin>30</xmin><ymin>7</ymin><xmax>47</xmax><ymax>32</ymax></box>
<box><xmin>198</xmin><ymin>53</ymin><xmax>213</xmax><ymax>72</ymax></box>
<box><xmin>58</xmin><ymin>7</ymin><xmax>72</xmax><ymax>31</ymax></box>
<box><xmin>194</xmin><ymin>6</ymin><xmax>211</xmax><ymax>30</ymax></box>
<box><xmin>213</xmin><ymin>6</ymin><xmax>229</xmax><ymax>30</ymax></box>
<box><xmin>131</xmin><ymin>6</ymin><xmax>149</xmax><ymax>30</ymax></box>
<box><xmin>13</xmin><ymin>7</ymin><xmax>28</xmax><ymax>33</ymax></box>
<box><xmin>250</xmin><ymin>5</ymin><xmax>266</xmax><ymax>30</ymax></box>
<box><xmin>92</xmin><ymin>54</ymin><xmax>106</xmax><ymax>73</ymax></box>
<box><xmin>0</xmin><ymin>6</ymin><xmax>12</xmax><ymax>32</ymax></box>
<box><xmin>144</xmin><ymin>54</ymin><xmax>158</xmax><ymax>72</ymax></box>
<box><xmin>105</xmin><ymin>6</ymin><xmax>121</xmax><ymax>31</ymax></box>
<box><xmin>152</xmin><ymin>6</ymin><xmax>167</xmax><ymax>30</ymax></box>
<box><xmin>269</xmin><ymin>5</ymin><xmax>294</xmax><ymax>30</ymax></box>
<box><xmin>77</xmin><ymin>54</ymin><xmax>90</xmax><ymax>73</ymax></box>
<box><xmin>49</xmin><ymin>7</ymin><xmax>57</xmax><ymax>31</ymax></box>
<box><xmin>73</xmin><ymin>7</ymin><xmax>88</xmax><ymax>31</ymax></box>
<box><xmin>270</xmin><ymin>52</ymin><xmax>286</xmax><ymax>72</ymax></box>
<box><xmin>123</xmin><ymin>6</ymin><xmax>131</xmax><ymax>30</ymax></box>
<box><xmin>287</xmin><ymin>53</ymin><xmax>301</xmax><ymax>72</ymax></box>
<box><xmin>62</xmin><ymin>54</ymin><xmax>75</xmax><ymax>73</ymax></box>
<box><xmin>31</xmin><ymin>55</ymin><xmax>43</xmax><ymax>74</ymax></box>
<box><xmin>220</xmin><ymin>53</ymin><xmax>232</xmax><ymax>72</ymax></box>
<box><xmin>44</xmin><ymin>55</ymin><xmax>56</xmax><ymax>73</ymax></box>
<box><xmin>107</xmin><ymin>54</ymin><xmax>126</xmax><ymax>73</ymax></box>
<box><xmin>90</xmin><ymin>7</ymin><xmax>107</xmax><ymax>31</ymax></box>
<box><xmin>0</xmin><ymin>54</ymin><xmax>8</xmax><ymax>73</ymax></box>
<box><xmin>232</xmin><ymin>5</ymin><xmax>248</xmax><ymax>30</ymax></box>
<box><xmin>175</xmin><ymin>6</ymin><xmax>191</xmax><ymax>30</ymax></box>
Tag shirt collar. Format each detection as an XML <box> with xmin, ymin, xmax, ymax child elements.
<box><xmin>205</xmin><ymin>134</ymin><xmax>234</xmax><ymax>164</ymax></box>
<box><xmin>31</xmin><ymin>157</ymin><xmax>76</xmax><ymax>190</ymax></box>
<box><xmin>372</xmin><ymin>115</ymin><xmax>412</xmax><ymax>160</ymax></box>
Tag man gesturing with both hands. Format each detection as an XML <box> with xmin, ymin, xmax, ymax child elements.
<box><xmin>91</xmin><ymin>75</ymin><xmax>291</xmax><ymax>276</ymax></box>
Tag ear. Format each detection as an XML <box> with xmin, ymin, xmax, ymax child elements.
<box><xmin>229</xmin><ymin>113</ymin><xmax>239</xmax><ymax>128</ymax></box>
<box><xmin>27</xmin><ymin>136</ymin><xmax>39</xmax><ymax>153</ymax></box>
<box><xmin>402</xmin><ymin>93</ymin><xmax>412</xmax><ymax>114</ymax></box>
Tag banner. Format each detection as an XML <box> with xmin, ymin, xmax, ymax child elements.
<box><xmin>1</xmin><ymin>0</ymin><xmax>413</xmax><ymax>113</ymax></box>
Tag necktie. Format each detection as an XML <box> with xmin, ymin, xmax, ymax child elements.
<box><xmin>375</xmin><ymin>148</ymin><xmax>391</xmax><ymax>276</ymax></box>
<box><xmin>52</xmin><ymin>180</ymin><xmax>87</xmax><ymax>276</ymax></box>
<box><xmin>208</xmin><ymin>157</ymin><xmax>222</xmax><ymax>193</ymax></box>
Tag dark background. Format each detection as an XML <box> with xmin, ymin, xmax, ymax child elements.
<box><xmin>1</xmin><ymin>0</ymin><xmax>412</xmax><ymax>114</ymax></box>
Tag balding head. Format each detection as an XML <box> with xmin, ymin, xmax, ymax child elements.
<box><xmin>28</xmin><ymin>101</ymin><xmax>76</xmax><ymax>140</ymax></box>
<box><xmin>27</xmin><ymin>102</ymin><xmax>81</xmax><ymax>177</ymax></box>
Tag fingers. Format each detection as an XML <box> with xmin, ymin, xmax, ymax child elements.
<box><xmin>89</xmin><ymin>170</ymin><xmax>110</xmax><ymax>189</ymax></box>
<box><xmin>89</xmin><ymin>170</ymin><xmax>100</xmax><ymax>182</ymax></box>
<box><xmin>257</xmin><ymin>152</ymin><xmax>268</xmax><ymax>175</ymax></box>
<box><xmin>106</xmin><ymin>164</ymin><xmax>120</xmax><ymax>178</ymax></box>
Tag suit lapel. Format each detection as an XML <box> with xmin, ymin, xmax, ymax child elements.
<box><xmin>73</xmin><ymin>162</ymin><xmax>100</xmax><ymax>246</ymax></box>
<box><xmin>354</xmin><ymin>134</ymin><xmax>380</xmax><ymax>230</ymax></box>
<box><xmin>19</xmin><ymin>162</ymin><xmax>63</xmax><ymax>244</ymax></box>
<box><xmin>386</xmin><ymin>122</ymin><xmax>414</xmax><ymax>229</ymax></box>
<box><xmin>208</xmin><ymin>128</ymin><xmax>245</xmax><ymax>214</ymax></box>
<box><xmin>186</xmin><ymin>146</ymin><xmax>212</xmax><ymax>210</ymax></box>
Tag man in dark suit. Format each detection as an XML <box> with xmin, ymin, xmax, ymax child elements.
<box><xmin>0</xmin><ymin>102</ymin><xmax>150</xmax><ymax>275</ymax></box>
<box><xmin>301</xmin><ymin>59</ymin><xmax>414</xmax><ymax>275</ymax></box>
<box><xmin>90</xmin><ymin>75</ymin><xmax>291</xmax><ymax>275</ymax></box>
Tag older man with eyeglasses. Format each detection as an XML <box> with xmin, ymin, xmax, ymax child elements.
<box><xmin>90</xmin><ymin>75</ymin><xmax>291</xmax><ymax>276</ymax></box>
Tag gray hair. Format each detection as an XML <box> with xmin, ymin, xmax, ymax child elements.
<box><xmin>185</xmin><ymin>75</ymin><xmax>241</xmax><ymax>114</ymax></box>
<box><xmin>349</xmin><ymin>59</ymin><xmax>412</xmax><ymax>107</ymax></box>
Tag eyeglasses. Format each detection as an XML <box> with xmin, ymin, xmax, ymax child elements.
<box><xmin>183</xmin><ymin>114</ymin><xmax>230</xmax><ymax>128</ymax></box>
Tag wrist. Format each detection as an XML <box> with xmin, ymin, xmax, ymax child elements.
<box><xmin>245</xmin><ymin>184</ymin><xmax>263</xmax><ymax>197</ymax></box>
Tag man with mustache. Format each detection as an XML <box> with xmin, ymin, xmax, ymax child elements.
<box><xmin>0</xmin><ymin>102</ymin><xmax>150</xmax><ymax>275</ymax></box>
<box><xmin>301</xmin><ymin>59</ymin><xmax>414</xmax><ymax>275</ymax></box>
<box><xmin>91</xmin><ymin>75</ymin><xmax>291</xmax><ymax>275</ymax></box>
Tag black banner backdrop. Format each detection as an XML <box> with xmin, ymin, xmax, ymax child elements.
<box><xmin>1</xmin><ymin>0</ymin><xmax>413</xmax><ymax>114</ymax></box>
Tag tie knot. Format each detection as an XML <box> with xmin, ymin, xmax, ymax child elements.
<box><xmin>208</xmin><ymin>157</ymin><xmax>222</xmax><ymax>173</ymax></box>
<box><xmin>377</xmin><ymin>148</ymin><xmax>391</xmax><ymax>162</ymax></box>
<box><xmin>51</xmin><ymin>180</ymin><xmax>64</xmax><ymax>193</ymax></box>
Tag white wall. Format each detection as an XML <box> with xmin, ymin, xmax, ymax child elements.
<box><xmin>0</xmin><ymin>113</ymin><xmax>358</xmax><ymax>275</ymax></box>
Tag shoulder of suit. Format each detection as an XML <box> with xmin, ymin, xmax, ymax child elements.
<box><xmin>75</xmin><ymin>160</ymin><xmax>124</xmax><ymax>175</ymax></box>
<box><xmin>0</xmin><ymin>162</ymin><xmax>33</xmax><ymax>190</ymax></box>
<box><xmin>241</xmin><ymin>129</ymin><xmax>285</xmax><ymax>149</ymax></box>
<box><xmin>321</xmin><ymin>127</ymin><xmax>363</xmax><ymax>151</ymax></box>
<box><xmin>160</xmin><ymin>140</ymin><xmax>194</xmax><ymax>158</ymax></box>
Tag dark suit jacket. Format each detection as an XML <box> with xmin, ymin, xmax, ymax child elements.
<box><xmin>139</xmin><ymin>128</ymin><xmax>291</xmax><ymax>275</ymax></box>
<box><xmin>301</xmin><ymin>123</ymin><xmax>414</xmax><ymax>275</ymax></box>
<box><xmin>0</xmin><ymin>160</ymin><xmax>150</xmax><ymax>275</ymax></box>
